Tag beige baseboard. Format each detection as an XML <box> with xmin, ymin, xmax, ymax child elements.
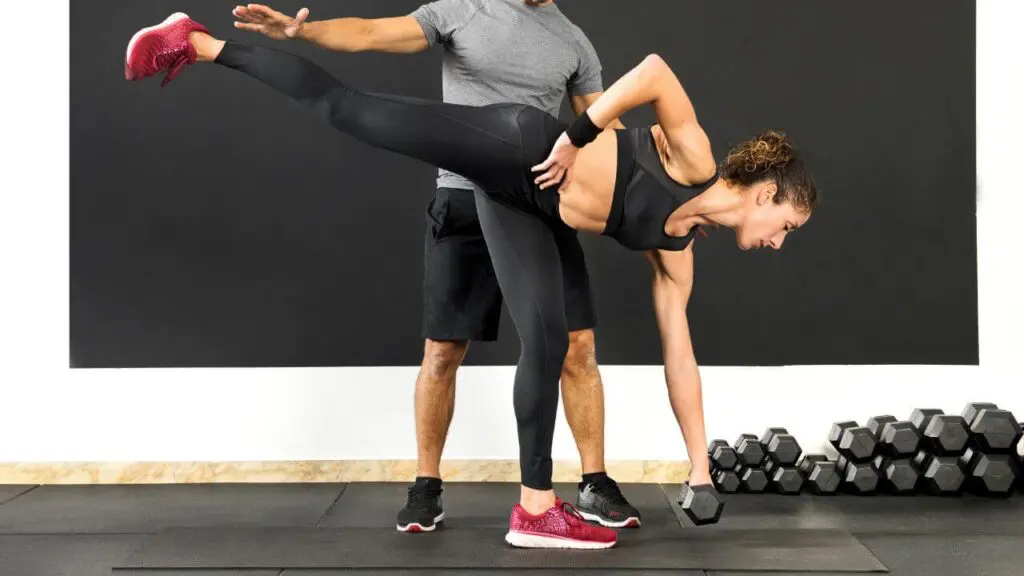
<box><xmin>0</xmin><ymin>460</ymin><xmax>690</xmax><ymax>485</ymax></box>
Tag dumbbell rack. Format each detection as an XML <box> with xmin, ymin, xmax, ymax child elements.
<box><xmin>707</xmin><ymin>401</ymin><xmax>1024</xmax><ymax>498</ymax></box>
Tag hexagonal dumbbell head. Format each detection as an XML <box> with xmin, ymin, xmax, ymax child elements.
<box><xmin>764</xmin><ymin>431</ymin><xmax>803</xmax><ymax>467</ymax></box>
<box><xmin>910</xmin><ymin>408</ymin><xmax>944</xmax><ymax>433</ymax></box>
<box><xmin>867</xmin><ymin>415</ymin><xmax>898</xmax><ymax>439</ymax></box>
<box><xmin>799</xmin><ymin>454</ymin><xmax>840</xmax><ymax>495</ymax></box>
<box><xmin>967</xmin><ymin>409</ymin><xmax>1023</xmax><ymax>453</ymax></box>
<box><xmin>760</xmin><ymin>427</ymin><xmax>789</xmax><ymax>445</ymax></box>
<box><xmin>830</xmin><ymin>422</ymin><xmax>877</xmax><ymax>462</ymax></box>
<box><xmin>961</xmin><ymin>402</ymin><xmax>999</xmax><ymax>427</ymax></box>
<box><xmin>708</xmin><ymin>439</ymin><xmax>739</xmax><ymax>471</ymax></box>
<box><xmin>960</xmin><ymin>447</ymin><xmax>1019</xmax><ymax>496</ymax></box>
<box><xmin>735</xmin><ymin>465</ymin><xmax>769</xmax><ymax>493</ymax></box>
<box><xmin>837</xmin><ymin>455</ymin><xmax>879</xmax><ymax>494</ymax></box>
<box><xmin>877</xmin><ymin>421</ymin><xmax>922</xmax><ymax>458</ymax></box>
<box><xmin>712</xmin><ymin>469</ymin><xmax>742</xmax><ymax>493</ymax></box>
<box><xmin>922</xmin><ymin>415</ymin><xmax>970</xmax><ymax>455</ymax></box>
<box><xmin>734</xmin><ymin>434</ymin><xmax>766</xmax><ymax>467</ymax></box>
<box><xmin>678</xmin><ymin>483</ymin><xmax>724</xmax><ymax>526</ymax></box>
<box><xmin>873</xmin><ymin>455</ymin><xmax>920</xmax><ymax>494</ymax></box>
<box><xmin>763</xmin><ymin>459</ymin><xmax>805</xmax><ymax>495</ymax></box>
<box><xmin>914</xmin><ymin>451</ymin><xmax>965</xmax><ymax>495</ymax></box>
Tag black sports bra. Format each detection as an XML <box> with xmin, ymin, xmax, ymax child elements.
<box><xmin>601</xmin><ymin>126</ymin><xmax>719</xmax><ymax>251</ymax></box>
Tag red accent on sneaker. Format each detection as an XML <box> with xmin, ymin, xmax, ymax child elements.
<box><xmin>505</xmin><ymin>498</ymin><xmax>617</xmax><ymax>549</ymax></box>
<box><xmin>125</xmin><ymin>12</ymin><xmax>211</xmax><ymax>87</ymax></box>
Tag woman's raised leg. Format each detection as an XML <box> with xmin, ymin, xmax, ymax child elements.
<box><xmin>125</xmin><ymin>13</ymin><xmax>528</xmax><ymax>193</ymax></box>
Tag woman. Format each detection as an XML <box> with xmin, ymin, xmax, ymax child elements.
<box><xmin>125</xmin><ymin>12</ymin><xmax>818</xmax><ymax>550</ymax></box>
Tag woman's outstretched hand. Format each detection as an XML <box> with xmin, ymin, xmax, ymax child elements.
<box><xmin>233</xmin><ymin>4</ymin><xmax>310</xmax><ymax>40</ymax></box>
<box><xmin>531</xmin><ymin>132</ymin><xmax>579</xmax><ymax>192</ymax></box>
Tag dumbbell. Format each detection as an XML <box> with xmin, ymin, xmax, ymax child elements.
<box><xmin>960</xmin><ymin>403</ymin><xmax>1022</xmax><ymax>453</ymax></box>
<box><xmin>913</xmin><ymin>450</ymin><xmax>965</xmax><ymax>495</ymax></box>
<box><xmin>763</xmin><ymin>458</ymin><xmax>805</xmax><ymax>494</ymax></box>
<box><xmin>798</xmin><ymin>454</ymin><xmax>840</xmax><ymax>495</ymax></box>
<box><xmin>910</xmin><ymin>409</ymin><xmax>969</xmax><ymax>455</ymax></box>
<box><xmin>873</xmin><ymin>455</ymin><xmax>920</xmax><ymax>494</ymax></box>
<box><xmin>829</xmin><ymin>421</ymin><xmax>877</xmax><ymax>462</ymax></box>
<box><xmin>731</xmin><ymin>433</ymin><xmax>769</xmax><ymax>492</ymax></box>
<box><xmin>1019</xmin><ymin>421</ymin><xmax>1024</xmax><ymax>493</ymax></box>
<box><xmin>761</xmin><ymin>427</ymin><xmax>803</xmax><ymax>467</ymax></box>
<box><xmin>708</xmin><ymin>440</ymin><xmax>741</xmax><ymax>493</ymax></box>
<box><xmin>836</xmin><ymin>455</ymin><xmax>879</xmax><ymax>494</ymax></box>
<box><xmin>733</xmin><ymin>464</ymin><xmax>769</xmax><ymax>493</ymax></box>
<box><xmin>866</xmin><ymin>415</ymin><xmax>897</xmax><ymax>438</ymax></box>
<box><xmin>960</xmin><ymin>446</ymin><xmax>1019</xmax><ymax>497</ymax></box>
<box><xmin>678</xmin><ymin>482</ymin><xmax>724</xmax><ymax>526</ymax></box>
<box><xmin>734</xmin><ymin>434</ymin><xmax>766</xmax><ymax>467</ymax></box>
<box><xmin>713</xmin><ymin>469</ymin><xmax>741</xmax><ymax>493</ymax></box>
<box><xmin>867</xmin><ymin>415</ymin><xmax>921</xmax><ymax>458</ymax></box>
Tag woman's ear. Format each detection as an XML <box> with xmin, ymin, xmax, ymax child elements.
<box><xmin>756</xmin><ymin>182</ymin><xmax>778</xmax><ymax>205</ymax></box>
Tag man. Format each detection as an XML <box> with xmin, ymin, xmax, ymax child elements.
<box><xmin>232</xmin><ymin>0</ymin><xmax>639</xmax><ymax>534</ymax></box>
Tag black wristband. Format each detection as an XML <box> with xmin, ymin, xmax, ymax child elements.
<box><xmin>565</xmin><ymin>111</ymin><xmax>602</xmax><ymax>148</ymax></box>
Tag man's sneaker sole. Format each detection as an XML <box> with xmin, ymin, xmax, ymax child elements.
<box><xmin>505</xmin><ymin>529</ymin><xmax>616</xmax><ymax>549</ymax></box>
<box><xmin>124</xmin><ymin>12</ymin><xmax>190</xmax><ymax>80</ymax></box>
<box><xmin>396</xmin><ymin>511</ymin><xmax>445</xmax><ymax>533</ymax></box>
<box><xmin>577</xmin><ymin>509</ymin><xmax>641</xmax><ymax>528</ymax></box>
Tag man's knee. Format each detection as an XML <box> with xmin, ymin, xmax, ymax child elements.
<box><xmin>421</xmin><ymin>339</ymin><xmax>469</xmax><ymax>382</ymax></box>
<box><xmin>563</xmin><ymin>329</ymin><xmax>598</xmax><ymax>379</ymax></box>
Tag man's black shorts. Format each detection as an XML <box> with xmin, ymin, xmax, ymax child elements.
<box><xmin>422</xmin><ymin>187</ymin><xmax>597</xmax><ymax>342</ymax></box>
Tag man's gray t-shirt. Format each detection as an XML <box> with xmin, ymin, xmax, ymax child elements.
<box><xmin>410</xmin><ymin>0</ymin><xmax>604</xmax><ymax>191</ymax></box>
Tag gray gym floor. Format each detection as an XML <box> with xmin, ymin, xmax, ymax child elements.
<box><xmin>0</xmin><ymin>482</ymin><xmax>1021</xmax><ymax>575</ymax></box>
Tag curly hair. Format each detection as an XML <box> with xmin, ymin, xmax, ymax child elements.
<box><xmin>721</xmin><ymin>130</ymin><xmax>818</xmax><ymax>213</ymax></box>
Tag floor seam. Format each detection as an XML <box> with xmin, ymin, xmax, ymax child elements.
<box><xmin>315</xmin><ymin>483</ymin><xmax>348</xmax><ymax>528</ymax></box>
<box><xmin>0</xmin><ymin>485</ymin><xmax>39</xmax><ymax>508</ymax></box>
<box><xmin>657</xmin><ymin>482</ymin><xmax>688</xmax><ymax>529</ymax></box>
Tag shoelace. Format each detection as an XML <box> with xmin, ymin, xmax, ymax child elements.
<box><xmin>406</xmin><ymin>484</ymin><xmax>442</xmax><ymax>510</ymax></box>
<box><xmin>589</xmin><ymin>477</ymin><xmax>630</xmax><ymax>506</ymax></box>
<box><xmin>154</xmin><ymin>47</ymin><xmax>193</xmax><ymax>87</ymax></box>
<box><xmin>560</xmin><ymin>501</ymin><xmax>588</xmax><ymax>525</ymax></box>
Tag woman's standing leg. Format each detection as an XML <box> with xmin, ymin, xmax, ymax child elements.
<box><xmin>471</xmin><ymin>188</ymin><xmax>617</xmax><ymax>550</ymax></box>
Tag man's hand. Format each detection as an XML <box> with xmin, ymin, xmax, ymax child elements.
<box><xmin>233</xmin><ymin>4</ymin><xmax>310</xmax><ymax>40</ymax></box>
<box><xmin>531</xmin><ymin>132</ymin><xmax>579</xmax><ymax>192</ymax></box>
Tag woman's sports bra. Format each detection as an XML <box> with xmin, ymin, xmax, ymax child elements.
<box><xmin>602</xmin><ymin>126</ymin><xmax>719</xmax><ymax>251</ymax></box>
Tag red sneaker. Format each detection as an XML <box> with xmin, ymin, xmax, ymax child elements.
<box><xmin>505</xmin><ymin>498</ymin><xmax>617</xmax><ymax>549</ymax></box>
<box><xmin>125</xmin><ymin>12</ymin><xmax>210</xmax><ymax>87</ymax></box>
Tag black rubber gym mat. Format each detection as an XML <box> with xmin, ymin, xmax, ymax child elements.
<box><xmin>859</xmin><ymin>534</ymin><xmax>1024</xmax><ymax>576</ymax></box>
<box><xmin>0</xmin><ymin>535</ymin><xmax>140</xmax><ymax>576</ymax></box>
<box><xmin>323</xmin><ymin>482</ymin><xmax>677</xmax><ymax>530</ymax></box>
<box><xmin>115</xmin><ymin>565</ymin><xmax>278</xmax><ymax>569</ymax></box>
<box><xmin>281</xmin><ymin>571</ymin><xmax>704</xmax><ymax>575</ymax></box>
<box><xmin>119</xmin><ymin>526</ymin><xmax>887</xmax><ymax>571</ymax></box>
<box><xmin>0</xmin><ymin>485</ymin><xmax>35</xmax><ymax>506</ymax></box>
<box><xmin>669</xmin><ymin>490</ymin><xmax>1024</xmax><ymax>536</ymax></box>
<box><xmin>280</xmin><ymin>565</ymin><xmax>704</xmax><ymax>569</ymax></box>
<box><xmin>0</xmin><ymin>483</ymin><xmax>345</xmax><ymax>534</ymax></box>
<box><xmin>712</xmin><ymin>569</ymin><xmax>864</xmax><ymax>573</ymax></box>
<box><xmin>114</xmin><ymin>571</ymin><xmax>279</xmax><ymax>575</ymax></box>
<box><xmin>826</xmin><ymin>494</ymin><xmax>1024</xmax><ymax>536</ymax></box>
<box><xmin>323</xmin><ymin>481</ymin><xmax>517</xmax><ymax>528</ymax></box>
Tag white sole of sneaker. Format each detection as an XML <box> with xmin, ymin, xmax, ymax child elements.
<box><xmin>126</xmin><ymin>12</ymin><xmax>190</xmax><ymax>64</ymax></box>
<box><xmin>504</xmin><ymin>530</ymin><xmax>616</xmax><ymax>550</ymax></box>
<box><xmin>396</xmin><ymin>511</ymin><xmax>445</xmax><ymax>533</ymax></box>
<box><xmin>577</xmin><ymin>509</ymin><xmax>641</xmax><ymax>528</ymax></box>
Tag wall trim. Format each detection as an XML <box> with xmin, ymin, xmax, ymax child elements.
<box><xmin>0</xmin><ymin>460</ymin><xmax>691</xmax><ymax>485</ymax></box>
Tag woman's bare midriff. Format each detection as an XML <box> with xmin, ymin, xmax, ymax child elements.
<box><xmin>555</xmin><ymin>130</ymin><xmax>620</xmax><ymax>234</ymax></box>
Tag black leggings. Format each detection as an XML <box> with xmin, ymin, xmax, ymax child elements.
<box><xmin>215</xmin><ymin>42</ymin><xmax>584</xmax><ymax>490</ymax></box>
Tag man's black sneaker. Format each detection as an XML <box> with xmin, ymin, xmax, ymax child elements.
<box><xmin>396</xmin><ymin>477</ymin><xmax>445</xmax><ymax>532</ymax></box>
<box><xmin>575</xmin><ymin>474</ymin><xmax>642</xmax><ymax>528</ymax></box>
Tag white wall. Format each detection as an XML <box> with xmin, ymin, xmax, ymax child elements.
<box><xmin>0</xmin><ymin>2</ymin><xmax>1020</xmax><ymax>463</ymax></box>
